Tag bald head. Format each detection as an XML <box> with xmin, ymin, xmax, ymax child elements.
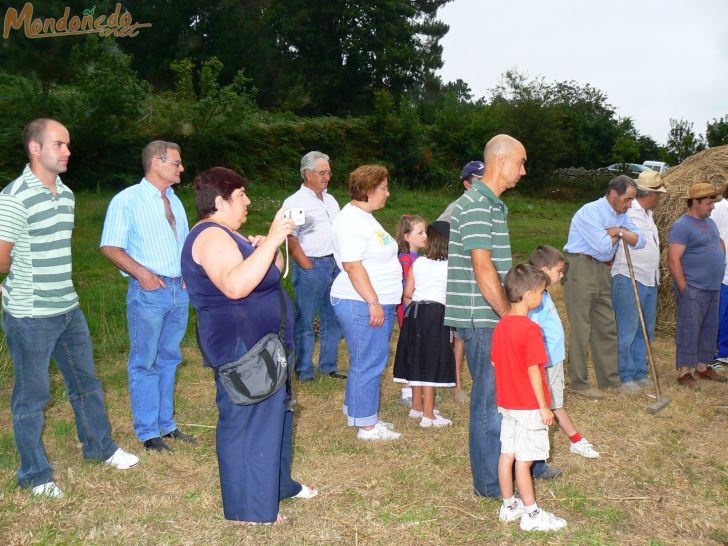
<box><xmin>481</xmin><ymin>134</ymin><xmax>527</xmax><ymax>196</ymax></box>
<box><xmin>484</xmin><ymin>134</ymin><xmax>524</xmax><ymax>165</ymax></box>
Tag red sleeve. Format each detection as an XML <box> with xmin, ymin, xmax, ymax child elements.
<box><xmin>524</xmin><ymin>322</ymin><xmax>549</xmax><ymax>369</ymax></box>
<box><xmin>399</xmin><ymin>253</ymin><xmax>415</xmax><ymax>280</ymax></box>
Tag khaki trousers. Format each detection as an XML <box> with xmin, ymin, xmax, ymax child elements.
<box><xmin>563</xmin><ymin>253</ymin><xmax>621</xmax><ymax>390</ymax></box>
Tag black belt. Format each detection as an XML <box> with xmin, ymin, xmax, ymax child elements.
<box><xmin>312</xmin><ymin>254</ymin><xmax>334</xmax><ymax>259</ymax></box>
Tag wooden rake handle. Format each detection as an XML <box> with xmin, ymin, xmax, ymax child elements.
<box><xmin>621</xmin><ymin>237</ymin><xmax>663</xmax><ymax>399</ymax></box>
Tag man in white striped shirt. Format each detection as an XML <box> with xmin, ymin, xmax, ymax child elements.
<box><xmin>0</xmin><ymin>119</ymin><xmax>139</xmax><ymax>498</ymax></box>
<box><xmin>100</xmin><ymin>141</ymin><xmax>192</xmax><ymax>452</ymax></box>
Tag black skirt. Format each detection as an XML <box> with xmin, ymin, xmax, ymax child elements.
<box><xmin>393</xmin><ymin>301</ymin><xmax>456</xmax><ymax>387</ymax></box>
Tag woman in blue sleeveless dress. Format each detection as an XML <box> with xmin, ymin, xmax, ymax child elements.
<box><xmin>181</xmin><ymin>167</ymin><xmax>317</xmax><ymax>524</ymax></box>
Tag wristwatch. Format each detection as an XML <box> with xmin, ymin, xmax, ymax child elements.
<box><xmin>618</xmin><ymin>228</ymin><xmax>624</xmax><ymax>238</ymax></box>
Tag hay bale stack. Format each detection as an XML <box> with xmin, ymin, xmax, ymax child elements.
<box><xmin>652</xmin><ymin>145</ymin><xmax>728</xmax><ymax>332</ymax></box>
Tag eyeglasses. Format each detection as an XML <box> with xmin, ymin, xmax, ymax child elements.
<box><xmin>375</xmin><ymin>185</ymin><xmax>389</xmax><ymax>192</ymax></box>
<box><xmin>158</xmin><ymin>157</ymin><xmax>183</xmax><ymax>167</ymax></box>
<box><xmin>312</xmin><ymin>170</ymin><xmax>332</xmax><ymax>177</ymax></box>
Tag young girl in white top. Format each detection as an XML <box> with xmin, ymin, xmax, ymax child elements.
<box><xmin>393</xmin><ymin>221</ymin><xmax>456</xmax><ymax>427</ymax></box>
<box><xmin>394</xmin><ymin>214</ymin><xmax>428</xmax><ymax>407</ymax></box>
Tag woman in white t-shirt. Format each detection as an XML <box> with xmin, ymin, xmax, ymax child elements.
<box><xmin>331</xmin><ymin>165</ymin><xmax>403</xmax><ymax>441</ymax></box>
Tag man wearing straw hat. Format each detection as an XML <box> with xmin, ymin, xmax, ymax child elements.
<box><xmin>667</xmin><ymin>182</ymin><xmax>728</xmax><ymax>387</ymax></box>
<box><xmin>610</xmin><ymin>171</ymin><xmax>666</xmax><ymax>393</ymax></box>
<box><xmin>562</xmin><ymin>175</ymin><xmax>645</xmax><ymax>399</ymax></box>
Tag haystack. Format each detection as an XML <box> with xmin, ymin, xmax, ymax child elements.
<box><xmin>652</xmin><ymin>145</ymin><xmax>728</xmax><ymax>332</ymax></box>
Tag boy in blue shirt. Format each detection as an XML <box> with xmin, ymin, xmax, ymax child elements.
<box><xmin>529</xmin><ymin>246</ymin><xmax>599</xmax><ymax>459</ymax></box>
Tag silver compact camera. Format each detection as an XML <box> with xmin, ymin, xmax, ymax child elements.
<box><xmin>283</xmin><ymin>208</ymin><xmax>305</xmax><ymax>226</ymax></box>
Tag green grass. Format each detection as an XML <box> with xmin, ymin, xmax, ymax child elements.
<box><xmin>0</xmin><ymin>184</ymin><xmax>574</xmax><ymax>384</ymax></box>
<box><xmin>4</xmin><ymin>187</ymin><xmax>725</xmax><ymax>545</ymax></box>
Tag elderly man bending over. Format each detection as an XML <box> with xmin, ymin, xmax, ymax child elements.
<box><xmin>563</xmin><ymin>175</ymin><xmax>645</xmax><ymax>399</ymax></box>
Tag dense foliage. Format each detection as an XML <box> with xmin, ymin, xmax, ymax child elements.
<box><xmin>0</xmin><ymin>2</ymin><xmax>719</xmax><ymax>193</ymax></box>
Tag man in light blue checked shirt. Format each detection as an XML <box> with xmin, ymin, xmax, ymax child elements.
<box><xmin>563</xmin><ymin>175</ymin><xmax>645</xmax><ymax>399</ymax></box>
<box><xmin>101</xmin><ymin>140</ymin><xmax>193</xmax><ymax>452</ymax></box>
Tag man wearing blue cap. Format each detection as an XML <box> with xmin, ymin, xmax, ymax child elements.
<box><xmin>438</xmin><ymin>160</ymin><xmax>484</xmax><ymax>404</ymax></box>
<box><xmin>439</xmin><ymin>161</ymin><xmax>484</xmax><ymax>223</ymax></box>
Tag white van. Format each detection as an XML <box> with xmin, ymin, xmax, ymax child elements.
<box><xmin>642</xmin><ymin>161</ymin><xmax>669</xmax><ymax>174</ymax></box>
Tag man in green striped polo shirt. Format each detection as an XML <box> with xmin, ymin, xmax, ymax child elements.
<box><xmin>444</xmin><ymin>134</ymin><xmax>558</xmax><ymax>498</ymax></box>
<box><xmin>0</xmin><ymin>119</ymin><xmax>139</xmax><ymax>498</ymax></box>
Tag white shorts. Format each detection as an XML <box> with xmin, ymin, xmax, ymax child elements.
<box><xmin>499</xmin><ymin>408</ymin><xmax>550</xmax><ymax>462</ymax></box>
<box><xmin>546</xmin><ymin>361</ymin><xmax>565</xmax><ymax>410</ymax></box>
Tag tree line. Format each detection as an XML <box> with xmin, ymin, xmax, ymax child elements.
<box><xmin>1</xmin><ymin>1</ymin><xmax>726</xmax><ymax>193</ymax></box>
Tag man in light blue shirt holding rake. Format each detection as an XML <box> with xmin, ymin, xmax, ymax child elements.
<box><xmin>563</xmin><ymin>175</ymin><xmax>645</xmax><ymax>399</ymax></box>
<box><xmin>101</xmin><ymin>140</ymin><xmax>193</xmax><ymax>452</ymax></box>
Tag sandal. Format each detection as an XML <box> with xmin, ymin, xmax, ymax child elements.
<box><xmin>293</xmin><ymin>484</ymin><xmax>318</xmax><ymax>499</ymax></box>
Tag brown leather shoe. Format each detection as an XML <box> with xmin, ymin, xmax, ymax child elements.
<box><xmin>695</xmin><ymin>367</ymin><xmax>728</xmax><ymax>382</ymax></box>
<box><xmin>677</xmin><ymin>373</ymin><xmax>697</xmax><ymax>389</ymax></box>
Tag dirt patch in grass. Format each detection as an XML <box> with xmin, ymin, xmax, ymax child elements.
<box><xmin>1</xmin><ymin>289</ymin><xmax>727</xmax><ymax>545</ymax></box>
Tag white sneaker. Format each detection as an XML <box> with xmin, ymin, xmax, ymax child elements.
<box><xmin>712</xmin><ymin>358</ymin><xmax>728</xmax><ymax>371</ymax></box>
<box><xmin>105</xmin><ymin>448</ymin><xmax>140</xmax><ymax>470</ymax></box>
<box><xmin>32</xmin><ymin>481</ymin><xmax>64</xmax><ymax>498</ymax></box>
<box><xmin>520</xmin><ymin>508</ymin><xmax>567</xmax><ymax>532</ymax></box>
<box><xmin>570</xmin><ymin>438</ymin><xmax>599</xmax><ymax>459</ymax></box>
<box><xmin>498</xmin><ymin>498</ymin><xmax>524</xmax><ymax>522</ymax></box>
<box><xmin>408</xmin><ymin>408</ymin><xmax>440</xmax><ymax>419</ymax></box>
<box><xmin>357</xmin><ymin>422</ymin><xmax>401</xmax><ymax>441</ymax></box>
<box><xmin>420</xmin><ymin>414</ymin><xmax>452</xmax><ymax>428</ymax></box>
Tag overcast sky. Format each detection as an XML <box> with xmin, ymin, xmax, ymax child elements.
<box><xmin>437</xmin><ymin>0</ymin><xmax>728</xmax><ymax>144</ymax></box>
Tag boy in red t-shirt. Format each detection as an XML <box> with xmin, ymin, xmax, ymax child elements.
<box><xmin>492</xmin><ymin>264</ymin><xmax>567</xmax><ymax>532</ymax></box>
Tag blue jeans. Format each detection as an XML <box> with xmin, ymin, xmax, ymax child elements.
<box><xmin>674</xmin><ymin>285</ymin><xmax>719</xmax><ymax>367</ymax></box>
<box><xmin>611</xmin><ymin>275</ymin><xmax>657</xmax><ymax>382</ymax></box>
<box><xmin>292</xmin><ymin>258</ymin><xmax>343</xmax><ymax>379</ymax></box>
<box><xmin>127</xmin><ymin>277</ymin><xmax>189</xmax><ymax>441</ymax></box>
<box><xmin>2</xmin><ymin>308</ymin><xmax>118</xmax><ymax>488</ymax></box>
<box><xmin>332</xmin><ymin>298</ymin><xmax>395</xmax><ymax>426</ymax></box>
<box><xmin>716</xmin><ymin>283</ymin><xmax>728</xmax><ymax>358</ymax></box>
<box><xmin>457</xmin><ymin>326</ymin><xmax>547</xmax><ymax>497</ymax></box>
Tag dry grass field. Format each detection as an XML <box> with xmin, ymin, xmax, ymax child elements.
<box><xmin>0</xmin><ymin>189</ymin><xmax>727</xmax><ymax>545</ymax></box>
<box><xmin>1</xmin><ymin>283</ymin><xmax>727</xmax><ymax>546</ymax></box>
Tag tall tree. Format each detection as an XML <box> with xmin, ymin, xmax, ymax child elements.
<box><xmin>666</xmin><ymin>118</ymin><xmax>706</xmax><ymax>163</ymax></box>
<box><xmin>263</xmin><ymin>0</ymin><xmax>451</xmax><ymax>115</ymax></box>
<box><xmin>706</xmin><ymin>115</ymin><xmax>728</xmax><ymax>147</ymax></box>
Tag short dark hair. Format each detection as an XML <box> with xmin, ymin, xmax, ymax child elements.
<box><xmin>349</xmin><ymin>165</ymin><xmax>388</xmax><ymax>202</ymax></box>
<box><xmin>687</xmin><ymin>196</ymin><xmax>712</xmax><ymax>208</ymax></box>
<box><xmin>425</xmin><ymin>224</ymin><xmax>448</xmax><ymax>260</ymax></box>
<box><xmin>193</xmin><ymin>167</ymin><xmax>248</xmax><ymax>219</ymax></box>
<box><xmin>607</xmin><ymin>175</ymin><xmax>637</xmax><ymax>196</ymax></box>
<box><xmin>22</xmin><ymin>118</ymin><xmax>53</xmax><ymax>157</ymax></box>
<box><xmin>503</xmin><ymin>264</ymin><xmax>549</xmax><ymax>303</ymax></box>
<box><xmin>528</xmin><ymin>245</ymin><xmax>564</xmax><ymax>270</ymax></box>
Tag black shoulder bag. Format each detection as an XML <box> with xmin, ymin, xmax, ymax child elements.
<box><xmin>196</xmin><ymin>286</ymin><xmax>292</xmax><ymax>406</ymax></box>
